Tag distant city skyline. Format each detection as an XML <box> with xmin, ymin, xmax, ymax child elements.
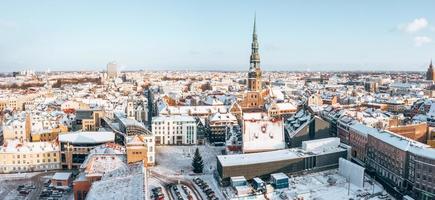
<box><xmin>1</xmin><ymin>1</ymin><xmax>435</xmax><ymax>72</ymax></box>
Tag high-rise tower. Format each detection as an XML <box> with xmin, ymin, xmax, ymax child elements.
<box><xmin>427</xmin><ymin>60</ymin><xmax>435</xmax><ymax>81</ymax></box>
<box><xmin>248</xmin><ymin>15</ymin><xmax>262</xmax><ymax>91</ymax></box>
<box><xmin>107</xmin><ymin>61</ymin><xmax>118</xmax><ymax>79</ymax></box>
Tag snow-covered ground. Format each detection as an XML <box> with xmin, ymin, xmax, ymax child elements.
<box><xmin>0</xmin><ymin>172</ymin><xmax>42</xmax><ymax>180</ymax></box>
<box><xmin>152</xmin><ymin>145</ymin><xmax>394</xmax><ymax>200</ymax></box>
<box><xmin>285</xmin><ymin>169</ymin><xmax>392</xmax><ymax>200</ymax></box>
<box><xmin>151</xmin><ymin>144</ymin><xmax>225</xmax><ymax>199</ymax></box>
<box><xmin>221</xmin><ymin>169</ymin><xmax>394</xmax><ymax>200</ymax></box>
<box><xmin>154</xmin><ymin>144</ymin><xmax>224</xmax><ymax>175</ymax></box>
<box><xmin>0</xmin><ymin>172</ymin><xmax>43</xmax><ymax>199</ymax></box>
<box><xmin>1</xmin><ymin>180</ymin><xmax>34</xmax><ymax>200</ymax></box>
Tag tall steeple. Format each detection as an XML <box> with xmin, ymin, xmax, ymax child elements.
<box><xmin>427</xmin><ymin>59</ymin><xmax>435</xmax><ymax>81</ymax></box>
<box><xmin>250</xmin><ymin>14</ymin><xmax>260</xmax><ymax>71</ymax></box>
<box><xmin>248</xmin><ymin>14</ymin><xmax>262</xmax><ymax>91</ymax></box>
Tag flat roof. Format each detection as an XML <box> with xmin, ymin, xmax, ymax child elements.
<box><xmin>352</xmin><ymin>122</ymin><xmax>435</xmax><ymax>159</ymax></box>
<box><xmin>218</xmin><ymin>149</ymin><xmax>302</xmax><ymax>167</ymax></box>
<box><xmin>218</xmin><ymin>147</ymin><xmax>345</xmax><ymax>167</ymax></box>
<box><xmin>119</xmin><ymin>117</ymin><xmax>146</xmax><ymax>129</ymax></box>
<box><xmin>52</xmin><ymin>172</ymin><xmax>72</xmax><ymax>180</ymax></box>
<box><xmin>349</xmin><ymin>122</ymin><xmax>379</xmax><ymax>137</ymax></box>
<box><xmin>369</xmin><ymin>129</ymin><xmax>427</xmax><ymax>151</ymax></box>
<box><xmin>271</xmin><ymin>172</ymin><xmax>288</xmax><ymax>180</ymax></box>
<box><xmin>152</xmin><ymin>115</ymin><xmax>196</xmax><ymax>122</ymax></box>
<box><xmin>59</xmin><ymin>132</ymin><xmax>115</xmax><ymax>144</ymax></box>
<box><xmin>230</xmin><ymin>176</ymin><xmax>247</xmax><ymax>181</ymax></box>
<box><xmin>218</xmin><ymin>139</ymin><xmax>346</xmax><ymax>167</ymax></box>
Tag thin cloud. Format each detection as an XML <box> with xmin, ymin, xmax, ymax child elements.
<box><xmin>399</xmin><ymin>18</ymin><xmax>428</xmax><ymax>33</ymax></box>
<box><xmin>414</xmin><ymin>36</ymin><xmax>432</xmax><ymax>46</ymax></box>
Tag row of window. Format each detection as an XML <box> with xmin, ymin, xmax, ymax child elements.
<box><xmin>8</xmin><ymin>158</ymin><xmax>58</xmax><ymax>164</ymax></box>
<box><xmin>11</xmin><ymin>152</ymin><xmax>58</xmax><ymax>159</ymax></box>
<box><xmin>131</xmin><ymin>151</ymin><xmax>144</xmax><ymax>155</ymax></box>
<box><xmin>414</xmin><ymin>183</ymin><xmax>435</xmax><ymax>194</ymax></box>
<box><xmin>1</xmin><ymin>163</ymin><xmax>60</xmax><ymax>172</ymax></box>
<box><xmin>153</xmin><ymin>121</ymin><xmax>190</xmax><ymax>125</ymax></box>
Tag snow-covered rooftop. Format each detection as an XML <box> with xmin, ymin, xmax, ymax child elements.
<box><xmin>83</xmin><ymin>155</ymin><xmax>127</xmax><ymax>177</ymax></box>
<box><xmin>152</xmin><ymin>115</ymin><xmax>196</xmax><ymax>123</ymax></box>
<box><xmin>159</xmin><ymin>105</ymin><xmax>228</xmax><ymax>116</ymax></box>
<box><xmin>86</xmin><ymin>163</ymin><xmax>146</xmax><ymax>200</ymax></box>
<box><xmin>209</xmin><ymin>112</ymin><xmax>237</xmax><ymax>122</ymax></box>
<box><xmin>271</xmin><ymin>172</ymin><xmax>288</xmax><ymax>180</ymax></box>
<box><xmin>58</xmin><ymin>131</ymin><xmax>115</xmax><ymax>144</ymax></box>
<box><xmin>218</xmin><ymin>140</ymin><xmax>346</xmax><ymax>167</ymax></box>
<box><xmin>0</xmin><ymin>140</ymin><xmax>59</xmax><ymax>153</ymax></box>
<box><xmin>52</xmin><ymin>172</ymin><xmax>72</xmax><ymax>180</ymax></box>
<box><xmin>370</xmin><ymin>129</ymin><xmax>429</xmax><ymax>151</ymax></box>
<box><xmin>119</xmin><ymin>117</ymin><xmax>146</xmax><ymax>129</ymax></box>
<box><xmin>349</xmin><ymin>122</ymin><xmax>379</xmax><ymax>137</ymax></box>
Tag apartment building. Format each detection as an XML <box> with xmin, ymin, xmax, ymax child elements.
<box><xmin>365</xmin><ymin>129</ymin><xmax>435</xmax><ymax>199</ymax></box>
<box><xmin>73</xmin><ymin>109</ymin><xmax>104</xmax><ymax>131</ymax></box>
<box><xmin>31</xmin><ymin>125</ymin><xmax>68</xmax><ymax>142</ymax></box>
<box><xmin>152</xmin><ymin>115</ymin><xmax>197</xmax><ymax>145</ymax></box>
<box><xmin>408</xmin><ymin>146</ymin><xmax>435</xmax><ymax>199</ymax></box>
<box><xmin>3</xmin><ymin>112</ymin><xmax>31</xmax><ymax>141</ymax></box>
<box><xmin>206</xmin><ymin>112</ymin><xmax>238</xmax><ymax>144</ymax></box>
<box><xmin>348</xmin><ymin>123</ymin><xmax>372</xmax><ymax>165</ymax></box>
<box><xmin>0</xmin><ymin>140</ymin><xmax>61</xmax><ymax>173</ymax></box>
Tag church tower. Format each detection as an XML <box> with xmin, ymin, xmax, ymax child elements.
<box><xmin>248</xmin><ymin>15</ymin><xmax>262</xmax><ymax>91</ymax></box>
<box><xmin>427</xmin><ymin>60</ymin><xmax>435</xmax><ymax>81</ymax></box>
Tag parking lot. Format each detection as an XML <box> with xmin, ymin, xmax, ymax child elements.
<box><xmin>192</xmin><ymin>177</ymin><xmax>221</xmax><ymax>200</ymax></box>
<box><xmin>169</xmin><ymin>184</ymin><xmax>195</xmax><ymax>200</ymax></box>
<box><xmin>0</xmin><ymin>172</ymin><xmax>73</xmax><ymax>200</ymax></box>
<box><xmin>37</xmin><ymin>176</ymin><xmax>73</xmax><ymax>200</ymax></box>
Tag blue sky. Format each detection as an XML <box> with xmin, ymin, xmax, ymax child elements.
<box><xmin>0</xmin><ymin>1</ymin><xmax>435</xmax><ymax>72</ymax></box>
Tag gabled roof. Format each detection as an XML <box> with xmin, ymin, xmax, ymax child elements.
<box><xmin>126</xmin><ymin>134</ymin><xmax>147</xmax><ymax>145</ymax></box>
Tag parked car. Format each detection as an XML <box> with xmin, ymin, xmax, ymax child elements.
<box><xmin>19</xmin><ymin>190</ymin><xmax>30</xmax><ymax>195</ymax></box>
<box><xmin>200</xmin><ymin>184</ymin><xmax>209</xmax><ymax>190</ymax></box>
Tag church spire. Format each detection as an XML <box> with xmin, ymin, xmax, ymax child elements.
<box><xmin>427</xmin><ymin>59</ymin><xmax>435</xmax><ymax>81</ymax></box>
<box><xmin>253</xmin><ymin>13</ymin><xmax>257</xmax><ymax>36</ymax></box>
<box><xmin>248</xmin><ymin>14</ymin><xmax>262</xmax><ymax>91</ymax></box>
<box><xmin>250</xmin><ymin>14</ymin><xmax>260</xmax><ymax>71</ymax></box>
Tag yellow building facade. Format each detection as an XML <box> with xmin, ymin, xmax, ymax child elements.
<box><xmin>31</xmin><ymin>125</ymin><xmax>69</xmax><ymax>142</ymax></box>
<box><xmin>126</xmin><ymin>135</ymin><xmax>148</xmax><ymax>164</ymax></box>
<box><xmin>0</xmin><ymin>140</ymin><xmax>61</xmax><ymax>173</ymax></box>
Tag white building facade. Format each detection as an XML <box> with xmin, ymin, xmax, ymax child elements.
<box><xmin>152</xmin><ymin>116</ymin><xmax>197</xmax><ymax>145</ymax></box>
